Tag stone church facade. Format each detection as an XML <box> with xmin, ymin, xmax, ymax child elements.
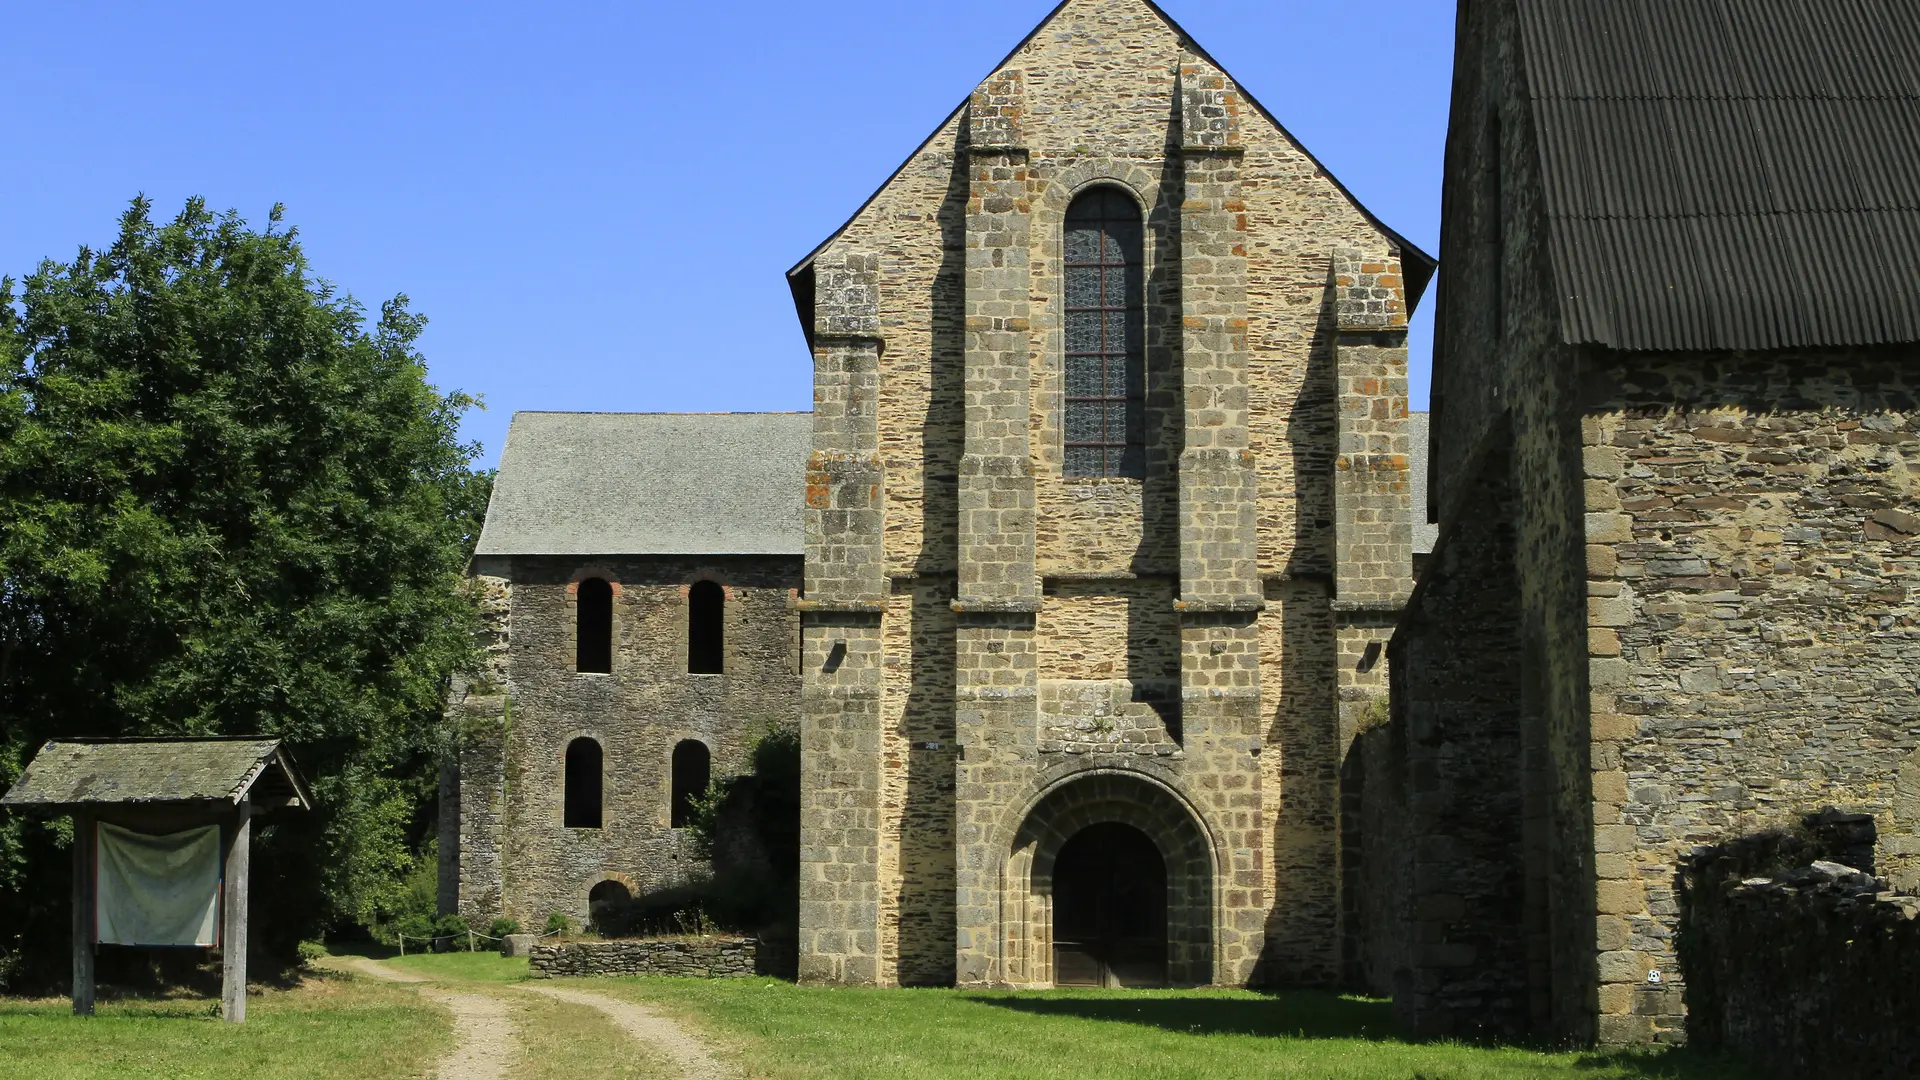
<box><xmin>443</xmin><ymin>0</ymin><xmax>1436</xmax><ymax>992</ymax></box>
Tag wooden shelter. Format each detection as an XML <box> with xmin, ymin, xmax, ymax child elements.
<box><xmin>0</xmin><ymin>737</ymin><xmax>312</xmax><ymax>1022</ymax></box>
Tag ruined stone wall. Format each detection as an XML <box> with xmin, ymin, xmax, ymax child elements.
<box><xmin>1677</xmin><ymin>833</ymin><xmax>1920</xmax><ymax>1077</ymax></box>
<box><xmin>1581</xmin><ymin>348</ymin><xmax>1920</xmax><ymax>1041</ymax></box>
<box><xmin>801</xmin><ymin>0</ymin><xmax>1415</xmax><ymax>989</ymax></box>
<box><xmin>444</xmin><ymin>573</ymin><xmax>513</xmax><ymax>921</ymax></box>
<box><xmin>529</xmin><ymin>936</ymin><xmax>762</xmax><ymax>978</ymax></box>
<box><xmin>461</xmin><ymin>554</ymin><xmax>801</xmax><ymax>930</ymax></box>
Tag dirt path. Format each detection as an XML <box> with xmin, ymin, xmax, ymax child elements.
<box><xmin>518</xmin><ymin>983</ymin><xmax>733</xmax><ymax>1079</ymax></box>
<box><xmin>323</xmin><ymin>956</ymin><xmax>519</xmax><ymax>1080</ymax></box>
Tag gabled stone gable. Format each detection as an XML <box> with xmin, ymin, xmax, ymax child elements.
<box><xmin>796</xmin><ymin>0</ymin><xmax>1422</xmax><ymax>989</ymax></box>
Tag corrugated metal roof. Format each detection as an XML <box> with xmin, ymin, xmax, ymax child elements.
<box><xmin>474</xmin><ymin>412</ymin><xmax>811</xmax><ymax>557</ymax></box>
<box><xmin>1</xmin><ymin>738</ymin><xmax>311</xmax><ymax>809</ymax></box>
<box><xmin>1517</xmin><ymin>0</ymin><xmax>1920</xmax><ymax>350</ymax></box>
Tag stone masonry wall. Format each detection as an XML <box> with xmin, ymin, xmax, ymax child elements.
<box><xmin>443</xmin><ymin>573</ymin><xmax>513</xmax><ymax>922</ymax></box>
<box><xmin>462</xmin><ymin>554</ymin><xmax>801</xmax><ymax>931</ymax></box>
<box><xmin>802</xmin><ymin>0</ymin><xmax>1415</xmax><ymax>989</ymax></box>
<box><xmin>1383</xmin><ymin>440</ymin><xmax>1532</xmax><ymax>1037</ymax></box>
<box><xmin>1677</xmin><ymin>831</ymin><xmax>1920</xmax><ymax>1078</ymax></box>
<box><xmin>1581</xmin><ymin>349</ymin><xmax>1920</xmax><ymax>1042</ymax></box>
<box><xmin>1410</xmin><ymin>0</ymin><xmax>1600</xmax><ymax>1042</ymax></box>
<box><xmin>529</xmin><ymin>936</ymin><xmax>761</xmax><ymax>979</ymax></box>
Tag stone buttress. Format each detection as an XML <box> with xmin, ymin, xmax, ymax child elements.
<box><xmin>952</xmin><ymin>72</ymin><xmax>1043</xmax><ymax>988</ymax></box>
<box><xmin>1174</xmin><ymin>57</ymin><xmax>1266</xmax><ymax>985</ymax></box>
<box><xmin>798</xmin><ymin>251</ymin><xmax>889</xmax><ymax>985</ymax></box>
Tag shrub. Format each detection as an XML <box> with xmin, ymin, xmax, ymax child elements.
<box><xmin>544</xmin><ymin>911</ymin><xmax>571</xmax><ymax>937</ymax></box>
<box><xmin>675</xmin><ymin>725</ymin><xmax>799</xmax><ymax>939</ymax></box>
<box><xmin>394</xmin><ymin>913</ymin><xmax>435</xmax><ymax>950</ymax></box>
<box><xmin>434</xmin><ymin>913</ymin><xmax>472</xmax><ymax>951</ymax></box>
<box><xmin>488</xmin><ymin>917</ymin><xmax>520</xmax><ymax>940</ymax></box>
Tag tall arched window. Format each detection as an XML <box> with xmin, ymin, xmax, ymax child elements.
<box><xmin>564</xmin><ymin>737</ymin><xmax>603</xmax><ymax>829</ymax></box>
<box><xmin>670</xmin><ymin>739</ymin><xmax>711</xmax><ymax>828</ymax></box>
<box><xmin>576</xmin><ymin>577</ymin><xmax>613</xmax><ymax>674</ymax></box>
<box><xmin>1064</xmin><ymin>186</ymin><xmax>1145</xmax><ymax>478</ymax></box>
<box><xmin>688</xmin><ymin>581</ymin><xmax>724</xmax><ymax>674</ymax></box>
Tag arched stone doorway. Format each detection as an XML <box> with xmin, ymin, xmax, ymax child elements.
<box><xmin>587</xmin><ymin>878</ymin><xmax>631</xmax><ymax>932</ymax></box>
<box><xmin>1052</xmin><ymin>822</ymin><xmax>1167</xmax><ymax>986</ymax></box>
<box><xmin>1007</xmin><ymin>771</ymin><xmax>1215</xmax><ymax>987</ymax></box>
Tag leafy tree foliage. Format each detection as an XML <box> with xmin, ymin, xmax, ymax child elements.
<box><xmin>0</xmin><ymin>198</ymin><xmax>489</xmax><ymax>986</ymax></box>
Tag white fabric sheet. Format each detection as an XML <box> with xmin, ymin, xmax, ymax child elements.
<box><xmin>94</xmin><ymin>822</ymin><xmax>221</xmax><ymax>947</ymax></box>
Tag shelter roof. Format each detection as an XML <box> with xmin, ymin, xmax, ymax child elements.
<box><xmin>2</xmin><ymin>737</ymin><xmax>312</xmax><ymax>811</ymax></box>
<box><xmin>785</xmin><ymin>0</ymin><xmax>1438</xmax><ymax>347</ymax></box>
<box><xmin>474</xmin><ymin>411</ymin><xmax>811</xmax><ymax>558</ymax></box>
<box><xmin>1516</xmin><ymin>0</ymin><xmax>1920</xmax><ymax>350</ymax></box>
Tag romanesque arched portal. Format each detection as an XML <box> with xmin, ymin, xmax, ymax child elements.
<box><xmin>1002</xmin><ymin>771</ymin><xmax>1215</xmax><ymax>987</ymax></box>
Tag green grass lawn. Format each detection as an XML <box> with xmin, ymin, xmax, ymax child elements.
<box><xmin>0</xmin><ymin>948</ymin><xmax>1756</xmax><ymax>1080</ymax></box>
<box><xmin>386</xmin><ymin>948</ymin><xmax>532</xmax><ymax>983</ymax></box>
<box><xmin>582</xmin><ymin>978</ymin><xmax>1755</xmax><ymax>1080</ymax></box>
<box><xmin>0</xmin><ymin>969</ymin><xmax>446</xmax><ymax>1080</ymax></box>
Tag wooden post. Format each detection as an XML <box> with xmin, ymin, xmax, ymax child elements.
<box><xmin>71</xmin><ymin>811</ymin><xmax>94</xmax><ymax>1017</ymax></box>
<box><xmin>221</xmin><ymin>799</ymin><xmax>251</xmax><ymax>1024</ymax></box>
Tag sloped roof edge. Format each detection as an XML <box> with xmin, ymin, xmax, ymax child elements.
<box><xmin>1</xmin><ymin>737</ymin><xmax>314</xmax><ymax>810</ymax></box>
<box><xmin>785</xmin><ymin>0</ymin><xmax>1437</xmax><ymax>347</ymax></box>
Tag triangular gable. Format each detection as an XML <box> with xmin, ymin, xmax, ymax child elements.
<box><xmin>786</xmin><ymin>0</ymin><xmax>1438</xmax><ymax>346</ymax></box>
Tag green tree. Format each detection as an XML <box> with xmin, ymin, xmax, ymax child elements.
<box><xmin>0</xmin><ymin>197</ymin><xmax>489</xmax><ymax>986</ymax></box>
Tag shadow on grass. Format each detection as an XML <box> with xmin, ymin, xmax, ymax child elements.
<box><xmin>968</xmin><ymin>990</ymin><xmax>1397</xmax><ymax>1041</ymax></box>
<box><xmin>971</xmin><ymin>991</ymin><xmax>1752</xmax><ymax>1077</ymax></box>
<box><xmin>1569</xmin><ymin>1047</ymin><xmax>1754</xmax><ymax>1080</ymax></box>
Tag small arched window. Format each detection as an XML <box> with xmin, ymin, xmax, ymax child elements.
<box><xmin>1064</xmin><ymin>186</ymin><xmax>1145</xmax><ymax>478</ymax></box>
<box><xmin>670</xmin><ymin>740</ymin><xmax>711</xmax><ymax>828</ymax></box>
<box><xmin>576</xmin><ymin>577</ymin><xmax>613</xmax><ymax>674</ymax></box>
<box><xmin>564</xmin><ymin>737</ymin><xmax>603</xmax><ymax>829</ymax></box>
<box><xmin>688</xmin><ymin>581</ymin><xmax>724</xmax><ymax>674</ymax></box>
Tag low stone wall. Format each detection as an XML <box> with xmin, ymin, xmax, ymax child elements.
<box><xmin>528</xmin><ymin>936</ymin><xmax>760</xmax><ymax>978</ymax></box>
<box><xmin>1680</xmin><ymin>827</ymin><xmax>1920</xmax><ymax>1079</ymax></box>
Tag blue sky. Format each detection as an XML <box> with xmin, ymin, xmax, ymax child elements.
<box><xmin>3</xmin><ymin>1</ymin><xmax>1455</xmax><ymax>468</ymax></box>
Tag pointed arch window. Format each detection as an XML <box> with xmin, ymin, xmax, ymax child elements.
<box><xmin>576</xmin><ymin>577</ymin><xmax>613</xmax><ymax>674</ymax></box>
<box><xmin>1064</xmin><ymin>186</ymin><xmax>1145</xmax><ymax>478</ymax></box>
<box><xmin>564</xmin><ymin>737</ymin><xmax>603</xmax><ymax>829</ymax></box>
<box><xmin>688</xmin><ymin>581</ymin><xmax>724</xmax><ymax>674</ymax></box>
<box><xmin>670</xmin><ymin>740</ymin><xmax>711</xmax><ymax>828</ymax></box>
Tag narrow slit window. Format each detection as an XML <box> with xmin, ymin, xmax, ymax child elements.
<box><xmin>688</xmin><ymin>581</ymin><xmax>724</xmax><ymax>674</ymax></box>
<box><xmin>564</xmin><ymin>738</ymin><xmax>603</xmax><ymax>829</ymax></box>
<box><xmin>1063</xmin><ymin>186</ymin><xmax>1145</xmax><ymax>478</ymax></box>
<box><xmin>670</xmin><ymin>740</ymin><xmax>711</xmax><ymax>828</ymax></box>
<box><xmin>576</xmin><ymin>577</ymin><xmax>613</xmax><ymax>674</ymax></box>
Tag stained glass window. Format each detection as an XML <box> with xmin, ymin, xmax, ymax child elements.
<box><xmin>1063</xmin><ymin>187</ymin><xmax>1145</xmax><ymax>477</ymax></box>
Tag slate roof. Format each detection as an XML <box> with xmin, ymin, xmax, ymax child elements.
<box><xmin>1517</xmin><ymin>0</ymin><xmax>1920</xmax><ymax>350</ymax></box>
<box><xmin>2</xmin><ymin>737</ymin><xmax>312</xmax><ymax>810</ymax></box>
<box><xmin>474</xmin><ymin>412</ymin><xmax>811</xmax><ymax>557</ymax></box>
<box><xmin>786</xmin><ymin>0</ymin><xmax>1437</xmax><ymax>348</ymax></box>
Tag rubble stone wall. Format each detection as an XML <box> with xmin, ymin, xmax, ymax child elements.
<box><xmin>529</xmin><ymin>937</ymin><xmax>761</xmax><ymax>979</ymax></box>
<box><xmin>458</xmin><ymin>553</ymin><xmax>802</xmax><ymax>931</ymax></box>
<box><xmin>1679</xmin><ymin>833</ymin><xmax>1920</xmax><ymax>1078</ymax></box>
<box><xmin>1582</xmin><ymin>349</ymin><xmax>1920</xmax><ymax>1042</ymax></box>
